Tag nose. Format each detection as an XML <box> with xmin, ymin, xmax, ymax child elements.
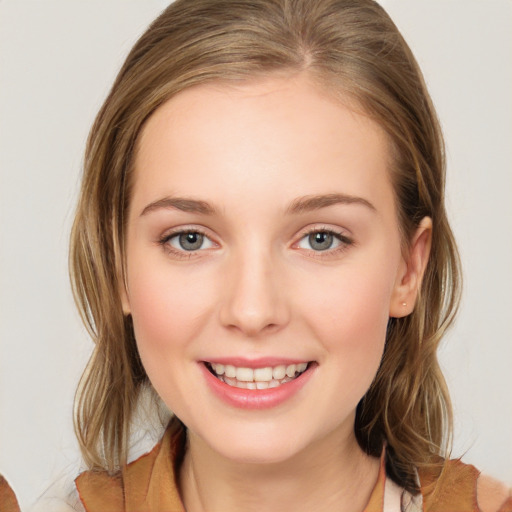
<box><xmin>219</xmin><ymin>248</ymin><xmax>290</xmax><ymax>337</ymax></box>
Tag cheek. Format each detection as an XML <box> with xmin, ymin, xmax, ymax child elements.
<box><xmin>313</xmin><ymin>279</ymin><xmax>390</xmax><ymax>429</ymax></box>
<box><xmin>305</xmin><ymin>262</ymin><xmax>392</xmax><ymax>330</ymax></box>
<box><xmin>125</xmin><ymin>261</ymin><xmax>219</xmax><ymax>411</ymax></box>
<box><xmin>126</xmin><ymin>257</ymin><xmax>215</xmax><ymax>363</ymax></box>
<box><xmin>299</xmin><ymin>261</ymin><xmax>394</xmax><ymax>382</ymax></box>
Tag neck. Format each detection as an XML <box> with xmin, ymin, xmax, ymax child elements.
<box><xmin>179</xmin><ymin>424</ymin><xmax>380</xmax><ymax>512</ymax></box>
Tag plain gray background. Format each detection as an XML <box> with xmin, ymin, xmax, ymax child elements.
<box><xmin>1</xmin><ymin>0</ymin><xmax>511</xmax><ymax>508</ymax></box>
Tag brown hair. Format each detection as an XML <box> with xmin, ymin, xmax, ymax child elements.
<box><xmin>70</xmin><ymin>0</ymin><xmax>461</xmax><ymax>494</ymax></box>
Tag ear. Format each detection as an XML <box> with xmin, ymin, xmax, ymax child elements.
<box><xmin>389</xmin><ymin>217</ymin><xmax>432</xmax><ymax>318</ymax></box>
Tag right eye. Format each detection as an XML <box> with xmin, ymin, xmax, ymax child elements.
<box><xmin>296</xmin><ymin>229</ymin><xmax>352</xmax><ymax>253</ymax></box>
<box><xmin>163</xmin><ymin>231</ymin><xmax>215</xmax><ymax>252</ymax></box>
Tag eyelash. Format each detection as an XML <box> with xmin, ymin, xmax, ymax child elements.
<box><xmin>157</xmin><ymin>226</ymin><xmax>354</xmax><ymax>259</ymax></box>
<box><xmin>158</xmin><ymin>227</ymin><xmax>215</xmax><ymax>259</ymax></box>
<box><xmin>295</xmin><ymin>226</ymin><xmax>354</xmax><ymax>258</ymax></box>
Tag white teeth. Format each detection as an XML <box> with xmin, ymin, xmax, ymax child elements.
<box><xmin>297</xmin><ymin>362</ymin><xmax>307</xmax><ymax>372</ymax></box>
<box><xmin>209</xmin><ymin>361</ymin><xmax>309</xmax><ymax>389</ymax></box>
<box><xmin>254</xmin><ymin>367</ymin><xmax>273</xmax><ymax>381</ymax></box>
<box><xmin>224</xmin><ymin>376</ymin><xmax>237</xmax><ymax>386</ymax></box>
<box><xmin>234</xmin><ymin>381</ymin><xmax>257</xmax><ymax>390</ymax></box>
<box><xmin>236</xmin><ymin>367</ymin><xmax>254</xmax><ymax>382</ymax></box>
<box><xmin>224</xmin><ymin>365</ymin><xmax>236</xmax><ymax>378</ymax></box>
<box><xmin>272</xmin><ymin>365</ymin><xmax>286</xmax><ymax>380</ymax></box>
<box><xmin>286</xmin><ymin>364</ymin><xmax>297</xmax><ymax>378</ymax></box>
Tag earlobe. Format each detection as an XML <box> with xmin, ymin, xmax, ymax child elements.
<box><xmin>389</xmin><ymin>217</ymin><xmax>432</xmax><ymax>318</ymax></box>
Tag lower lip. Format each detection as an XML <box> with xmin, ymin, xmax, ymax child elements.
<box><xmin>200</xmin><ymin>362</ymin><xmax>315</xmax><ymax>410</ymax></box>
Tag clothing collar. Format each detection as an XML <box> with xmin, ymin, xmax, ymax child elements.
<box><xmin>77</xmin><ymin>425</ymin><xmax>406</xmax><ymax>512</ymax></box>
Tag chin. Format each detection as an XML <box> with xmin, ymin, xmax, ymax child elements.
<box><xmin>193</xmin><ymin>419</ymin><xmax>319</xmax><ymax>466</ymax></box>
<box><xmin>217</xmin><ymin>440</ymin><xmax>304</xmax><ymax>465</ymax></box>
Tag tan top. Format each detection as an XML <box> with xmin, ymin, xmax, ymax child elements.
<box><xmin>75</xmin><ymin>428</ymin><xmax>511</xmax><ymax>512</ymax></box>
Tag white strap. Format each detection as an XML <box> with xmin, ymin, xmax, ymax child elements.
<box><xmin>383</xmin><ymin>478</ymin><xmax>403</xmax><ymax>511</ymax></box>
<box><xmin>383</xmin><ymin>478</ymin><xmax>423</xmax><ymax>512</ymax></box>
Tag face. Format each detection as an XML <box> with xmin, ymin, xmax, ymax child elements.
<box><xmin>122</xmin><ymin>74</ymin><xmax>416</xmax><ymax>464</ymax></box>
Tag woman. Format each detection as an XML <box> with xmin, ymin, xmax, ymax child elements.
<box><xmin>68</xmin><ymin>0</ymin><xmax>510</xmax><ymax>510</ymax></box>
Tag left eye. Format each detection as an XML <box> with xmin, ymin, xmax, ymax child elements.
<box><xmin>168</xmin><ymin>231</ymin><xmax>214</xmax><ymax>251</ymax></box>
<box><xmin>297</xmin><ymin>231</ymin><xmax>345</xmax><ymax>251</ymax></box>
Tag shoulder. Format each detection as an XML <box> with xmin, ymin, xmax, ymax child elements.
<box><xmin>75</xmin><ymin>424</ymin><xmax>183</xmax><ymax>511</ymax></box>
<box><xmin>476</xmin><ymin>473</ymin><xmax>511</xmax><ymax>512</ymax></box>
<box><xmin>74</xmin><ymin>441</ymin><xmax>161</xmax><ymax>511</ymax></box>
<box><xmin>75</xmin><ymin>470</ymin><xmax>124</xmax><ymax>511</ymax></box>
<box><xmin>419</xmin><ymin>459</ymin><xmax>511</xmax><ymax>512</ymax></box>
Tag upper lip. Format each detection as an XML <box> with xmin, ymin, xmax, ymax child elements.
<box><xmin>202</xmin><ymin>357</ymin><xmax>312</xmax><ymax>368</ymax></box>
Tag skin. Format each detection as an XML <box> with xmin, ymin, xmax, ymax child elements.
<box><xmin>121</xmin><ymin>73</ymin><xmax>432</xmax><ymax>512</ymax></box>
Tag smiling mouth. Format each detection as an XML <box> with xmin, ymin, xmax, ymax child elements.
<box><xmin>205</xmin><ymin>362</ymin><xmax>311</xmax><ymax>390</ymax></box>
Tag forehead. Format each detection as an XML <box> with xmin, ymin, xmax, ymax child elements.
<box><xmin>131</xmin><ymin>74</ymin><xmax>394</xmax><ymax>215</ymax></box>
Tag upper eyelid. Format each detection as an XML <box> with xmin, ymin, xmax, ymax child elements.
<box><xmin>159</xmin><ymin>225</ymin><xmax>214</xmax><ymax>240</ymax></box>
<box><xmin>301</xmin><ymin>226</ymin><xmax>346</xmax><ymax>236</ymax></box>
<box><xmin>294</xmin><ymin>225</ymin><xmax>352</xmax><ymax>241</ymax></box>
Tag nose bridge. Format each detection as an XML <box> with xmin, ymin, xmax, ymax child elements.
<box><xmin>219</xmin><ymin>241</ymin><xmax>288</xmax><ymax>336</ymax></box>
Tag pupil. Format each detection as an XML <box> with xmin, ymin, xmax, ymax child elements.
<box><xmin>309</xmin><ymin>232</ymin><xmax>333</xmax><ymax>251</ymax></box>
<box><xmin>179</xmin><ymin>232</ymin><xmax>203</xmax><ymax>251</ymax></box>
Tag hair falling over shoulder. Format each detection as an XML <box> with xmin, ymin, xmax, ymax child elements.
<box><xmin>69</xmin><ymin>0</ymin><xmax>461</xmax><ymax>495</ymax></box>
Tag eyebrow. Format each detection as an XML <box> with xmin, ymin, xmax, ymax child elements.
<box><xmin>140</xmin><ymin>197</ymin><xmax>217</xmax><ymax>217</ymax></box>
<box><xmin>140</xmin><ymin>192</ymin><xmax>376</xmax><ymax>217</ymax></box>
<box><xmin>286</xmin><ymin>193</ymin><xmax>376</xmax><ymax>214</ymax></box>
